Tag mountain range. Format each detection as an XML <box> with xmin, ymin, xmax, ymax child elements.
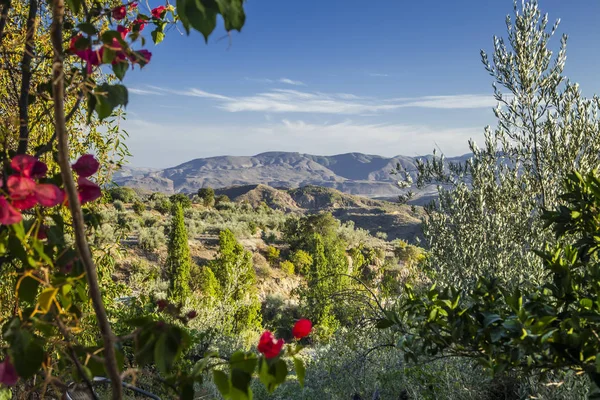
<box><xmin>114</xmin><ymin>152</ymin><xmax>469</xmax><ymax>200</ymax></box>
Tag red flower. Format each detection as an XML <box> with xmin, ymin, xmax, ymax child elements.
<box><xmin>69</xmin><ymin>35</ymin><xmax>89</xmax><ymax>58</ymax></box>
<box><xmin>77</xmin><ymin>177</ymin><xmax>102</xmax><ymax>204</ymax></box>
<box><xmin>186</xmin><ymin>310</ymin><xmax>197</xmax><ymax>319</ymax></box>
<box><xmin>34</xmin><ymin>184</ymin><xmax>65</xmax><ymax>207</ymax></box>
<box><xmin>11</xmin><ymin>154</ymin><xmax>47</xmax><ymax>178</ymax></box>
<box><xmin>112</xmin><ymin>5</ymin><xmax>127</xmax><ymax>20</ymax></box>
<box><xmin>0</xmin><ymin>197</ymin><xmax>22</xmax><ymax>225</ymax></box>
<box><xmin>117</xmin><ymin>25</ymin><xmax>130</xmax><ymax>39</ymax></box>
<box><xmin>136</xmin><ymin>49</ymin><xmax>152</xmax><ymax>64</ymax></box>
<box><xmin>72</xmin><ymin>154</ymin><xmax>100</xmax><ymax>178</ymax></box>
<box><xmin>132</xmin><ymin>18</ymin><xmax>146</xmax><ymax>32</ymax></box>
<box><xmin>257</xmin><ymin>331</ymin><xmax>284</xmax><ymax>359</ymax></box>
<box><xmin>129</xmin><ymin>2</ymin><xmax>138</xmax><ymax>10</ymax></box>
<box><xmin>151</xmin><ymin>5</ymin><xmax>166</xmax><ymax>19</ymax></box>
<box><xmin>292</xmin><ymin>319</ymin><xmax>312</xmax><ymax>339</ymax></box>
<box><xmin>0</xmin><ymin>357</ymin><xmax>18</xmax><ymax>386</ymax></box>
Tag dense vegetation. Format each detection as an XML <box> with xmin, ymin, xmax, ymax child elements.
<box><xmin>2</xmin><ymin>0</ymin><xmax>600</xmax><ymax>399</ymax></box>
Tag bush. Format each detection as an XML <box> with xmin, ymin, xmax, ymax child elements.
<box><xmin>132</xmin><ymin>200</ymin><xmax>145</xmax><ymax>215</ymax></box>
<box><xmin>280</xmin><ymin>260</ymin><xmax>294</xmax><ymax>275</ymax></box>
<box><xmin>289</xmin><ymin>249</ymin><xmax>313</xmax><ymax>275</ymax></box>
<box><xmin>170</xmin><ymin>193</ymin><xmax>192</xmax><ymax>209</ymax></box>
<box><xmin>154</xmin><ymin>198</ymin><xmax>172</xmax><ymax>214</ymax></box>
<box><xmin>138</xmin><ymin>227</ymin><xmax>166</xmax><ymax>251</ymax></box>
<box><xmin>197</xmin><ymin>187</ymin><xmax>215</xmax><ymax>207</ymax></box>
<box><xmin>214</xmin><ymin>194</ymin><xmax>230</xmax><ymax>206</ymax></box>
<box><xmin>265</xmin><ymin>245</ymin><xmax>280</xmax><ymax>265</ymax></box>
<box><xmin>113</xmin><ymin>200</ymin><xmax>125</xmax><ymax>211</ymax></box>
<box><xmin>107</xmin><ymin>186</ymin><xmax>138</xmax><ymax>203</ymax></box>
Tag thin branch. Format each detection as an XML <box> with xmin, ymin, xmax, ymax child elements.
<box><xmin>49</xmin><ymin>0</ymin><xmax>123</xmax><ymax>398</ymax></box>
<box><xmin>56</xmin><ymin>317</ymin><xmax>99</xmax><ymax>400</ymax></box>
<box><xmin>16</xmin><ymin>0</ymin><xmax>38</xmax><ymax>155</ymax></box>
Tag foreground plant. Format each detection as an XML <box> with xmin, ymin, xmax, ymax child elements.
<box><xmin>0</xmin><ymin>0</ymin><xmax>308</xmax><ymax>398</ymax></box>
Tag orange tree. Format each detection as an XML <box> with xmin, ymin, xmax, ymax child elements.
<box><xmin>0</xmin><ymin>1</ymin><xmax>308</xmax><ymax>399</ymax></box>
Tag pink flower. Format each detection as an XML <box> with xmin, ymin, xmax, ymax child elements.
<box><xmin>138</xmin><ymin>49</ymin><xmax>152</xmax><ymax>62</ymax></box>
<box><xmin>132</xmin><ymin>18</ymin><xmax>146</xmax><ymax>32</ymax></box>
<box><xmin>72</xmin><ymin>154</ymin><xmax>100</xmax><ymax>178</ymax></box>
<box><xmin>11</xmin><ymin>155</ymin><xmax>47</xmax><ymax>178</ymax></box>
<box><xmin>151</xmin><ymin>5</ymin><xmax>166</xmax><ymax>19</ymax></box>
<box><xmin>257</xmin><ymin>331</ymin><xmax>284</xmax><ymax>359</ymax></box>
<box><xmin>117</xmin><ymin>25</ymin><xmax>130</xmax><ymax>39</ymax></box>
<box><xmin>0</xmin><ymin>197</ymin><xmax>22</xmax><ymax>225</ymax></box>
<box><xmin>77</xmin><ymin>177</ymin><xmax>102</xmax><ymax>204</ymax></box>
<box><xmin>0</xmin><ymin>357</ymin><xmax>18</xmax><ymax>386</ymax></box>
<box><xmin>34</xmin><ymin>184</ymin><xmax>65</xmax><ymax>207</ymax></box>
<box><xmin>292</xmin><ymin>319</ymin><xmax>312</xmax><ymax>339</ymax></box>
<box><xmin>112</xmin><ymin>5</ymin><xmax>127</xmax><ymax>20</ymax></box>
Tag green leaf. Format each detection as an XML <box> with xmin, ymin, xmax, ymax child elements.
<box><xmin>482</xmin><ymin>312</ymin><xmax>502</xmax><ymax>328</ymax></box>
<box><xmin>215</xmin><ymin>0</ymin><xmax>245</xmax><ymax>31</ymax></box>
<box><xmin>151</xmin><ymin>29</ymin><xmax>165</xmax><ymax>45</ymax></box>
<box><xmin>18</xmin><ymin>276</ymin><xmax>39</xmax><ymax>304</ymax></box>
<box><xmin>112</xmin><ymin>62</ymin><xmax>127</xmax><ymax>81</ymax></box>
<box><xmin>185</xmin><ymin>0</ymin><xmax>218</xmax><ymax>42</ymax></box>
<box><xmin>293</xmin><ymin>357</ymin><xmax>305</xmax><ymax>386</ymax></box>
<box><xmin>229</xmin><ymin>351</ymin><xmax>257</xmax><ymax>375</ymax></box>
<box><xmin>375</xmin><ymin>318</ymin><xmax>395</xmax><ymax>329</ymax></box>
<box><xmin>93</xmin><ymin>83</ymin><xmax>128</xmax><ymax>120</ymax></box>
<box><xmin>8</xmin><ymin>330</ymin><xmax>44</xmax><ymax>379</ymax></box>
<box><xmin>231</xmin><ymin>368</ymin><xmax>252</xmax><ymax>399</ymax></box>
<box><xmin>77</xmin><ymin>22</ymin><xmax>96</xmax><ymax>35</ymax></box>
<box><xmin>213</xmin><ymin>369</ymin><xmax>230</xmax><ymax>396</ymax></box>
<box><xmin>153</xmin><ymin>331</ymin><xmax>180</xmax><ymax>375</ymax></box>
<box><xmin>37</xmin><ymin>288</ymin><xmax>58</xmax><ymax>313</ymax></box>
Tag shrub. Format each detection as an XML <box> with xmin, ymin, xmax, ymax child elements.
<box><xmin>132</xmin><ymin>200</ymin><xmax>145</xmax><ymax>215</ymax></box>
<box><xmin>289</xmin><ymin>249</ymin><xmax>313</xmax><ymax>275</ymax></box>
<box><xmin>265</xmin><ymin>245</ymin><xmax>280</xmax><ymax>265</ymax></box>
<box><xmin>375</xmin><ymin>231</ymin><xmax>388</xmax><ymax>240</ymax></box>
<box><xmin>197</xmin><ymin>187</ymin><xmax>215</xmax><ymax>207</ymax></box>
<box><xmin>214</xmin><ymin>194</ymin><xmax>230</xmax><ymax>206</ymax></box>
<box><xmin>154</xmin><ymin>198</ymin><xmax>172</xmax><ymax>214</ymax></box>
<box><xmin>138</xmin><ymin>227</ymin><xmax>166</xmax><ymax>251</ymax></box>
<box><xmin>107</xmin><ymin>186</ymin><xmax>138</xmax><ymax>202</ymax></box>
<box><xmin>280</xmin><ymin>260</ymin><xmax>294</xmax><ymax>276</ymax></box>
<box><xmin>113</xmin><ymin>200</ymin><xmax>125</xmax><ymax>211</ymax></box>
<box><xmin>170</xmin><ymin>193</ymin><xmax>192</xmax><ymax>209</ymax></box>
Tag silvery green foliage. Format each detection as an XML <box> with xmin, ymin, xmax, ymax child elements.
<box><xmin>400</xmin><ymin>0</ymin><xmax>600</xmax><ymax>288</ymax></box>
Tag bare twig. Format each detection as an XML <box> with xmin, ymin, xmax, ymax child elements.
<box><xmin>49</xmin><ymin>0</ymin><xmax>123</xmax><ymax>398</ymax></box>
<box><xmin>56</xmin><ymin>318</ymin><xmax>99</xmax><ymax>400</ymax></box>
<box><xmin>16</xmin><ymin>0</ymin><xmax>38</xmax><ymax>154</ymax></box>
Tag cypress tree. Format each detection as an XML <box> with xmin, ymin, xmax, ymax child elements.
<box><xmin>166</xmin><ymin>202</ymin><xmax>191</xmax><ymax>303</ymax></box>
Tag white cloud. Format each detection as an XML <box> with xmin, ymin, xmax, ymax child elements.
<box><xmin>132</xmin><ymin>85</ymin><xmax>497</xmax><ymax>115</ymax></box>
<box><xmin>245</xmin><ymin>77</ymin><xmax>306</xmax><ymax>86</ymax></box>
<box><xmin>278</xmin><ymin>78</ymin><xmax>305</xmax><ymax>86</ymax></box>
<box><xmin>368</xmin><ymin>72</ymin><xmax>390</xmax><ymax>77</ymax></box>
<box><xmin>128</xmin><ymin>87</ymin><xmax>164</xmax><ymax>96</ymax></box>
<box><xmin>123</xmin><ymin>117</ymin><xmax>483</xmax><ymax>168</ymax></box>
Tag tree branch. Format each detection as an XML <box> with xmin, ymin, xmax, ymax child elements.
<box><xmin>56</xmin><ymin>318</ymin><xmax>99</xmax><ymax>400</ymax></box>
<box><xmin>49</xmin><ymin>1</ymin><xmax>123</xmax><ymax>398</ymax></box>
<box><xmin>16</xmin><ymin>0</ymin><xmax>37</xmax><ymax>155</ymax></box>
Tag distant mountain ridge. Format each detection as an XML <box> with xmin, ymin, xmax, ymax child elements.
<box><xmin>114</xmin><ymin>151</ymin><xmax>469</xmax><ymax>198</ymax></box>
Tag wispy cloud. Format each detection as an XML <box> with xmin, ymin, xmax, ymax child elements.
<box><xmin>368</xmin><ymin>72</ymin><xmax>390</xmax><ymax>77</ymax></box>
<box><xmin>245</xmin><ymin>77</ymin><xmax>306</xmax><ymax>86</ymax></box>
<box><xmin>278</xmin><ymin>78</ymin><xmax>305</xmax><ymax>86</ymax></box>
<box><xmin>128</xmin><ymin>87</ymin><xmax>164</xmax><ymax>96</ymax></box>
<box><xmin>134</xmin><ymin>85</ymin><xmax>497</xmax><ymax>114</ymax></box>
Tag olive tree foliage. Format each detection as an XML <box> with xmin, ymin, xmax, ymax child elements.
<box><xmin>398</xmin><ymin>0</ymin><xmax>600</xmax><ymax>289</ymax></box>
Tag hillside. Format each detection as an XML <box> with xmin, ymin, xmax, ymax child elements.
<box><xmin>114</xmin><ymin>151</ymin><xmax>469</xmax><ymax>199</ymax></box>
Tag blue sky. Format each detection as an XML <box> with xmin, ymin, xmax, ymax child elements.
<box><xmin>122</xmin><ymin>0</ymin><xmax>600</xmax><ymax>168</ymax></box>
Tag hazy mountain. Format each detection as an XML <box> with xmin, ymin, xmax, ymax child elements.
<box><xmin>114</xmin><ymin>151</ymin><xmax>469</xmax><ymax>199</ymax></box>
